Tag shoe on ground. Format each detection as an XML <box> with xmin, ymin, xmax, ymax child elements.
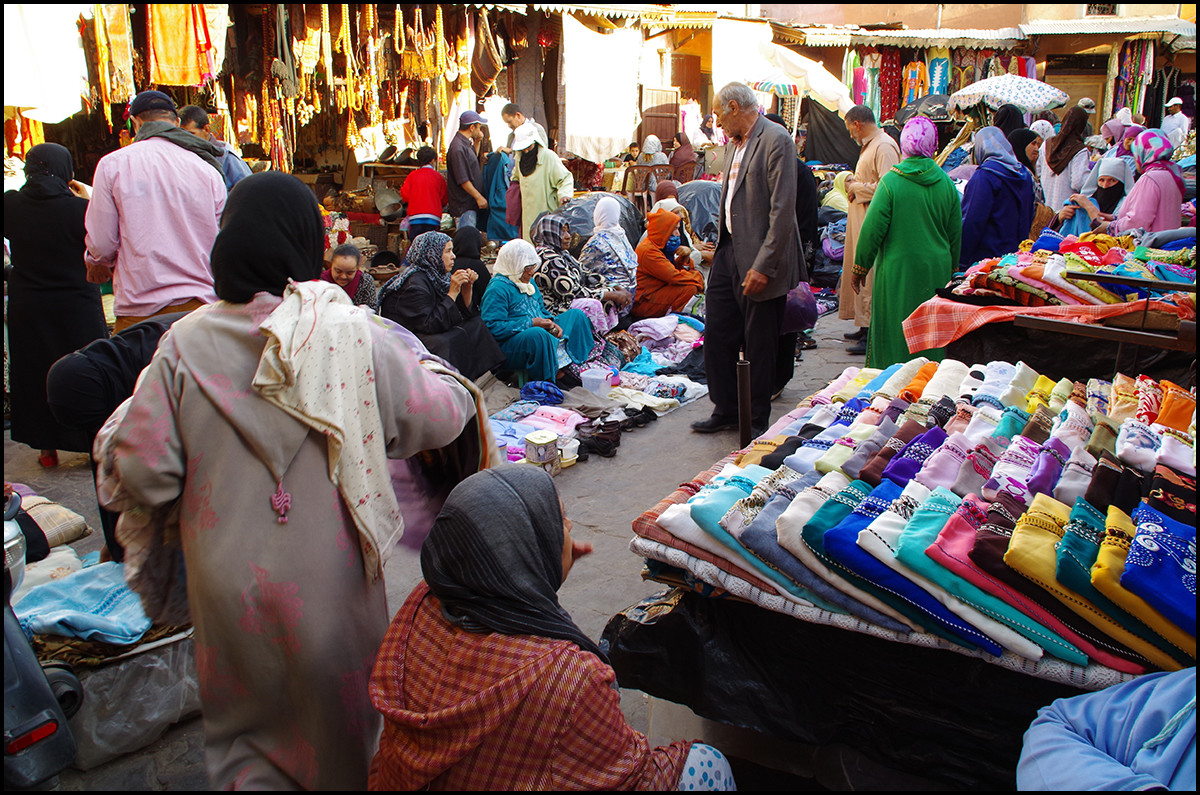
<box><xmin>846</xmin><ymin>340</ymin><xmax>867</xmax><ymax>355</ymax></box>
<box><xmin>771</xmin><ymin>386</ymin><xmax>787</xmax><ymax>401</ymax></box>
<box><xmin>843</xmin><ymin>327</ymin><xmax>867</xmax><ymax>341</ymax></box>
<box><xmin>691</xmin><ymin>415</ymin><xmax>738</xmax><ymax>434</ymax></box>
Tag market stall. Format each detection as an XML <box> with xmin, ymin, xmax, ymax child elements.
<box><xmin>602</xmin><ymin>339</ymin><xmax>1196</xmax><ymax>787</ymax></box>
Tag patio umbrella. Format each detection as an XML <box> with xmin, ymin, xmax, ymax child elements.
<box><xmin>748</xmin><ymin>72</ymin><xmax>805</xmax><ymax>130</ymax></box>
<box><xmin>948</xmin><ymin>74</ymin><xmax>1069</xmax><ymax>114</ymax></box>
<box><xmin>894</xmin><ymin>94</ymin><xmax>953</xmax><ymax>125</ymax></box>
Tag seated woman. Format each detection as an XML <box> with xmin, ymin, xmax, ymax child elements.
<box><xmin>960</xmin><ymin>127</ymin><xmax>1035</xmax><ymax>268</ymax></box>
<box><xmin>378</xmin><ymin>231</ymin><xmax>504</xmax><ymax>380</ymax></box>
<box><xmin>321</xmin><ymin>243</ymin><xmax>380</xmax><ymax>310</ymax></box>
<box><xmin>531</xmin><ymin>214</ymin><xmax>632</xmax><ymax>317</ymax></box>
<box><xmin>632</xmin><ymin>207</ymin><xmax>705</xmax><ymax>319</ymax></box>
<box><xmin>821</xmin><ymin>171</ymin><xmax>852</xmax><ymax>213</ymax></box>
<box><xmin>450</xmin><ymin>226</ymin><xmax>490</xmax><ymax>314</ymax></box>
<box><xmin>1058</xmin><ymin>158</ymin><xmax>1135</xmax><ymax>234</ymax></box>
<box><xmin>1110</xmin><ymin>129</ymin><xmax>1184</xmax><ymax>235</ymax></box>
<box><xmin>369</xmin><ymin>466</ymin><xmax>735</xmax><ymax>791</ymax></box>
<box><xmin>480</xmin><ymin>239</ymin><xmax>595</xmax><ymax>384</ymax></box>
<box><xmin>646</xmin><ymin>181</ymin><xmax>711</xmax><ymax>269</ymax></box>
<box><xmin>578</xmin><ymin>197</ymin><xmax>638</xmax><ymax>319</ymax></box>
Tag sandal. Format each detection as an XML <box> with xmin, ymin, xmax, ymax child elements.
<box><xmin>579</xmin><ymin>437</ymin><xmax>618</xmax><ymax>458</ymax></box>
<box><xmin>38</xmin><ymin>451</ymin><xmax>59</xmax><ymax>468</ymax></box>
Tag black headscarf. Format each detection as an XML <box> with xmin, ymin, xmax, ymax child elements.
<box><xmin>420</xmin><ymin>466</ymin><xmax>607</xmax><ymax>662</ymax></box>
<box><xmin>1008</xmin><ymin>128</ymin><xmax>1040</xmax><ymax>173</ymax></box>
<box><xmin>21</xmin><ymin>143</ymin><xmax>74</xmax><ymax>200</ymax></box>
<box><xmin>452</xmin><ymin>225</ymin><xmax>489</xmax><ymax>312</ymax></box>
<box><xmin>991</xmin><ymin>104</ymin><xmax>1026</xmax><ymax>138</ymax></box>
<box><xmin>210</xmin><ymin>172</ymin><xmax>324</xmax><ymax>303</ymax></box>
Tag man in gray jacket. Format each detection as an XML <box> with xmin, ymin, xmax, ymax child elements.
<box><xmin>692</xmin><ymin>82</ymin><xmax>803</xmax><ymax>437</ymax></box>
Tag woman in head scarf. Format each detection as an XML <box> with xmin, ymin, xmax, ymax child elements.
<box><xmin>959</xmin><ymin>127</ymin><xmax>1035</xmax><ymax>267</ymax></box>
<box><xmin>1110</xmin><ymin>129</ymin><xmax>1184</xmax><ymax>234</ymax></box>
<box><xmin>1037</xmin><ymin>106</ymin><xmax>1092</xmax><ymax>214</ymax></box>
<box><xmin>578</xmin><ymin>195</ymin><xmax>639</xmax><ymax>314</ymax></box>
<box><xmin>991</xmin><ymin>103</ymin><xmax>1027</xmax><ymax>138</ymax></box>
<box><xmin>378</xmin><ymin>230</ymin><xmax>505</xmax><ymax>380</ymax></box>
<box><xmin>93</xmin><ymin>172</ymin><xmax>482</xmax><ymax>789</ymax></box>
<box><xmin>480</xmin><ymin>239</ymin><xmax>596</xmax><ymax>384</ymax></box>
<box><xmin>369</xmin><ymin>466</ymin><xmax>734</xmax><ymax>791</ymax></box>
<box><xmin>531</xmin><ymin>214</ymin><xmax>632</xmax><ymax>316</ymax></box>
<box><xmin>450</xmin><ymin>225</ymin><xmax>490</xmax><ymax>314</ymax></box>
<box><xmin>638</xmin><ymin>134</ymin><xmax>669</xmax><ymax>165</ymax></box>
<box><xmin>320</xmin><ymin>242</ymin><xmax>379</xmax><ymax>309</ymax></box>
<box><xmin>1030</xmin><ymin>119</ymin><xmax>1056</xmax><ymax>141</ymax></box>
<box><xmin>852</xmin><ymin>116</ymin><xmax>961</xmax><ymax>368</ymax></box>
<box><xmin>821</xmin><ymin>171</ymin><xmax>852</xmax><ymax>213</ymax></box>
<box><xmin>669</xmin><ymin>131</ymin><xmax>696</xmax><ymax>170</ymax></box>
<box><xmin>3</xmin><ymin>142</ymin><xmax>107</xmax><ymax>467</ymax></box>
<box><xmin>1062</xmin><ymin>158</ymin><xmax>1136</xmax><ymax>235</ymax></box>
<box><xmin>633</xmin><ymin>207</ymin><xmax>705</xmax><ymax>319</ymax></box>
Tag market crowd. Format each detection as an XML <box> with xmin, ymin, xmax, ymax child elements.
<box><xmin>4</xmin><ymin>79</ymin><xmax>1195</xmax><ymax>791</ymax></box>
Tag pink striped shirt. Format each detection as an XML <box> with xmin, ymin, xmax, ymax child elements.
<box><xmin>85</xmin><ymin>137</ymin><xmax>225</xmax><ymax>316</ymax></box>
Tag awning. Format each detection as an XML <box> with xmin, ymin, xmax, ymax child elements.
<box><xmin>789</xmin><ymin>24</ymin><xmax>1026</xmax><ymax>50</ymax></box>
<box><xmin>1018</xmin><ymin>15</ymin><xmax>1195</xmax><ymax>37</ymax></box>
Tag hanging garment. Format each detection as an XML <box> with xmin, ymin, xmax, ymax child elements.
<box><xmin>98</xmin><ymin>4</ymin><xmax>136</xmax><ymax>103</ymax></box>
<box><xmin>880</xmin><ymin>48</ymin><xmax>902</xmax><ymax>121</ymax></box>
<box><xmin>927</xmin><ymin>47</ymin><xmax>951</xmax><ymax>95</ymax></box>
<box><xmin>901</xmin><ymin>61</ymin><xmax>929</xmax><ymax>108</ymax></box>
<box><xmin>147</xmin><ymin>3</ymin><xmax>213</xmax><ymax>86</ymax></box>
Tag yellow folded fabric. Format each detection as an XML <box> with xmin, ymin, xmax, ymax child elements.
<box><xmin>1092</xmin><ymin>506</ymin><xmax>1195</xmax><ymax>658</ymax></box>
<box><xmin>1048</xmin><ymin>378</ymin><xmax>1075</xmax><ymax>413</ymax></box>
<box><xmin>1002</xmin><ymin>494</ymin><xmax>1182</xmax><ymax>672</ymax></box>
<box><xmin>1025</xmin><ymin>374</ymin><xmax>1056</xmax><ymax>415</ymax></box>
<box><xmin>736</xmin><ymin>436</ymin><xmax>784</xmax><ymax>467</ymax></box>
<box><xmin>1108</xmin><ymin>373</ymin><xmax>1139</xmax><ymax>424</ymax></box>
<box><xmin>831</xmin><ymin>368</ymin><xmax>882</xmax><ymax>404</ymax></box>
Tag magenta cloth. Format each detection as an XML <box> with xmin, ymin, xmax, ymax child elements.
<box><xmin>925</xmin><ymin>496</ymin><xmax>1149</xmax><ymax>674</ymax></box>
<box><xmin>1131</xmin><ymin>129</ymin><xmax>1185</xmax><ymax>194</ymax></box>
<box><xmin>320</xmin><ymin>268</ymin><xmax>362</xmax><ymax>300</ymax></box>
<box><xmin>84</xmin><ymin>138</ymin><xmax>225</xmax><ymax>316</ymax></box>
<box><xmin>900</xmin><ymin>116</ymin><xmax>939</xmax><ymax>159</ymax></box>
<box><xmin>1114</xmin><ymin>124</ymin><xmax>1144</xmax><ymax>159</ymax></box>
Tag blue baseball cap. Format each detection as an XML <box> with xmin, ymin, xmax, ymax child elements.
<box><xmin>459</xmin><ymin>110</ymin><xmax>488</xmax><ymax>126</ymax></box>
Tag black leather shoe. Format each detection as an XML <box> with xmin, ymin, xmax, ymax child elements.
<box><xmin>843</xmin><ymin>327</ymin><xmax>867</xmax><ymax>341</ymax></box>
<box><xmin>691</xmin><ymin>415</ymin><xmax>738</xmax><ymax>433</ymax></box>
<box><xmin>846</xmin><ymin>340</ymin><xmax>867</xmax><ymax>355</ymax></box>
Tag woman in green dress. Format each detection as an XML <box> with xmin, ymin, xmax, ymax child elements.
<box><xmin>852</xmin><ymin>116</ymin><xmax>961</xmax><ymax>368</ymax></box>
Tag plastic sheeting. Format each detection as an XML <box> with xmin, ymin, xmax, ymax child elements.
<box><xmin>802</xmin><ymin>98</ymin><xmax>860</xmax><ymax>168</ymax></box>
<box><xmin>548</xmin><ymin>192</ymin><xmax>643</xmax><ymax>257</ymax></box>
<box><xmin>602</xmin><ymin>589</ymin><xmax>1089</xmax><ymax>790</ymax></box>
<box><xmin>677</xmin><ymin>180</ymin><xmax>722</xmax><ymax>244</ymax></box>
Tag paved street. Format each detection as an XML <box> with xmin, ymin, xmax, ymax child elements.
<box><xmin>5</xmin><ymin>313</ymin><xmax>862</xmax><ymax>789</ymax></box>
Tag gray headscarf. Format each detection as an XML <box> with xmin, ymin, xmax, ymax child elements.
<box><xmin>972</xmin><ymin>126</ymin><xmax>1025</xmax><ymax>177</ymax></box>
<box><xmin>420</xmin><ymin>466</ymin><xmax>607</xmax><ymax>662</ymax></box>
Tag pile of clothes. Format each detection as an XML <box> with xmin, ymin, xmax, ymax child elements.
<box><xmin>630</xmin><ymin>355</ymin><xmax>1195</xmax><ymax>687</ymax></box>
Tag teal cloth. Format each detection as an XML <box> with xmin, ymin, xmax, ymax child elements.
<box><xmin>800</xmin><ymin>480</ymin><xmax>955</xmax><ymax>638</ymax></box>
<box><xmin>1055</xmin><ymin>498</ymin><xmax>1194</xmax><ymax>668</ymax></box>
<box><xmin>15</xmin><ymin>561</ymin><xmax>151</xmax><ymax>645</ymax></box>
<box><xmin>480</xmin><ymin>276</ymin><xmax>594</xmax><ymax>382</ymax></box>
<box><xmin>894</xmin><ymin>487</ymin><xmax>1088</xmax><ymax>665</ymax></box>
<box><xmin>688</xmin><ymin>465</ymin><xmax>845</xmax><ymax>613</ymax></box>
<box><xmin>992</xmin><ymin>405</ymin><xmax>1031</xmax><ymax>441</ymax></box>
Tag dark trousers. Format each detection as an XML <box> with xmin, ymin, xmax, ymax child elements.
<box><xmin>703</xmin><ymin>239</ymin><xmax>786</xmax><ymax>428</ymax></box>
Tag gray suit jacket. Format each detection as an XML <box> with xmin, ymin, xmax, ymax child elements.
<box><xmin>717</xmin><ymin>115</ymin><xmax>804</xmax><ymax>301</ymax></box>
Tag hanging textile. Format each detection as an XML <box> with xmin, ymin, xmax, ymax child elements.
<box><xmin>472</xmin><ymin>8</ymin><xmax>503</xmax><ymax>97</ymax></box>
<box><xmin>927</xmin><ymin>46</ymin><xmax>951</xmax><ymax>95</ymax></box>
<box><xmin>901</xmin><ymin>60</ymin><xmax>928</xmax><ymax>108</ymax></box>
<box><xmin>99</xmin><ymin>5</ymin><xmax>136</xmax><ymax>104</ymax></box>
<box><xmin>4</xmin><ymin>108</ymin><xmax>45</xmax><ymax>159</ymax></box>
<box><xmin>880</xmin><ymin>48</ymin><xmax>902</xmax><ymax>122</ymax></box>
<box><xmin>861</xmin><ymin>48</ymin><xmax>882</xmax><ymax>120</ymax></box>
<box><xmin>3</xmin><ymin>4</ymin><xmax>90</xmax><ymax>123</ymax></box>
<box><xmin>1113</xmin><ymin>39</ymin><xmax>1155</xmax><ymax>117</ymax></box>
<box><xmin>843</xmin><ymin>48</ymin><xmax>861</xmax><ymax>92</ymax></box>
<box><xmin>147</xmin><ymin>4</ymin><xmax>214</xmax><ymax>86</ymax></box>
<box><xmin>1144</xmin><ymin>64</ymin><xmax>1182</xmax><ymax>129</ymax></box>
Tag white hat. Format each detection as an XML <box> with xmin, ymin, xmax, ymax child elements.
<box><xmin>1077</xmin><ymin>97</ymin><xmax>1096</xmax><ymax>113</ymax></box>
<box><xmin>1165</xmin><ymin>96</ymin><xmax>1183</xmax><ymax>107</ymax></box>
<box><xmin>511</xmin><ymin>122</ymin><xmax>539</xmax><ymax>151</ymax></box>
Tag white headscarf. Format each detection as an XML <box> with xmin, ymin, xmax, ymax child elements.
<box><xmin>641</xmin><ymin>135</ymin><xmax>663</xmax><ymax>155</ymax></box>
<box><xmin>1115</xmin><ymin>107</ymin><xmax>1133</xmax><ymax>126</ymax></box>
<box><xmin>1031</xmin><ymin>120</ymin><xmax>1055</xmax><ymax>140</ymax></box>
<box><xmin>493</xmin><ymin>238</ymin><xmax>539</xmax><ymax>295</ymax></box>
<box><xmin>592</xmin><ymin>195</ymin><xmax>623</xmax><ymax>233</ymax></box>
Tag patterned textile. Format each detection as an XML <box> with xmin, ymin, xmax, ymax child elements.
<box><xmin>369</xmin><ymin>583</ymin><xmax>691</xmax><ymax>790</ymax></box>
<box><xmin>902</xmin><ymin>296</ymin><xmax>1196</xmax><ymax>353</ymax></box>
<box><xmin>1122</xmin><ymin>503</ymin><xmax>1197</xmax><ymax>636</ymax></box>
<box><xmin>531</xmin><ymin>215</ymin><xmax>607</xmax><ymax>316</ymax></box>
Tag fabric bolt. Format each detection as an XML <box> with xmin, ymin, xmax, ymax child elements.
<box><xmin>1087</xmin><ymin>415</ymin><xmax>1122</xmax><ymax>461</ymax></box>
<box><xmin>896</xmin><ymin>488</ymin><xmax>1087</xmax><ymax>665</ymax></box>
<box><xmin>1116</xmin><ymin>420</ymin><xmax>1163</xmax><ymax>474</ymax></box>
<box><xmin>1155</xmin><ymin>436</ymin><xmax>1196</xmax><ymax>479</ymax></box>
<box><xmin>992</xmin><ymin>406</ymin><xmax>1032</xmax><ymax>444</ymax></box>
<box><xmin>855</xmin><ymin>363</ymin><xmax>903</xmax><ymax>401</ymax></box>
<box><xmin>857</xmin><ymin>480</ymin><xmax>1044</xmax><ymax>659</ymax></box>
<box><xmin>1136</xmin><ymin>375</ymin><xmax>1165</xmax><ymax>426</ymax></box>
<box><xmin>940</xmin><ymin>494</ymin><xmax>1152</xmax><ymax>674</ymax></box>
<box><xmin>821</xmin><ymin>480</ymin><xmax>999</xmax><ymax>651</ymax></box>
<box><xmin>962</xmin><ymin>405</ymin><xmax>1003</xmax><ymax>444</ymax></box>
<box><xmin>1122</xmin><ymin>503</ymin><xmax>1197</xmax><ymax>638</ymax></box>
<box><xmin>998</xmin><ymin>362</ymin><xmax>1040</xmax><ymax>409</ymax></box>
<box><xmin>1093</xmin><ymin>506</ymin><xmax>1197</xmax><ymax>658</ymax></box>
<box><xmin>839</xmin><ymin>418</ymin><xmax>901</xmax><ymax>480</ymax></box>
<box><xmin>1021</xmin><ymin>405</ymin><xmax>1056</xmax><ymax>446</ymax></box>
<box><xmin>1055</xmin><ymin>446</ymin><xmax>1098</xmax><ymax>507</ymax></box>
<box><xmin>943</xmin><ymin>403</ymin><xmax>977</xmax><ymax>436</ymax></box>
<box><xmin>957</xmin><ymin>363</ymin><xmax>988</xmax><ymax>402</ymax></box>
<box><xmin>1003</xmin><ymin>494</ymin><xmax>1179</xmax><ymax>671</ymax></box>
<box><xmin>1047</xmin><ymin>378</ymin><xmax>1076</xmax><ymax>414</ymax></box>
<box><xmin>782</xmin><ymin>423</ymin><xmax>853</xmax><ymax>475</ymax></box>
<box><xmin>981</xmin><ymin>434</ymin><xmax>1044</xmax><ymax>506</ymax></box>
<box><xmin>720</xmin><ymin>465</ymin><xmax>805</xmax><ymax>537</ymax></box>
<box><xmin>971</xmin><ymin>361</ymin><xmax>1017</xmax><ymax>410</ymax></box>
<box><xmin>898</xmin><ymin>362</ymin><xmax>940</xmax><ymax>403</ymax></box>
<box><xmin>775</xmin><ymin>473</ymin><xmax>918</xmax><ymax>630</ymax></box>
<box><xmin>855</xmin><ymin>395</ymin><xmax>893</xmax><ymax>427</ymax></box>
<box><xmin>832</xmin><ymin>369</ymin><xmax>884</xmax><ymax>404</ymax></box>
<box><xmin>882</xmin><ymin>426</ymin><xmax>949</xmax><ymax>487</ymax></box>
<box><xmin>812</xmin><ymin>367</ymin><xmax>862</xmax><ymax>404</ymax></box>
<box><xmin>914</xmin><ymin>432</ymin><xmax>972</xmax><ymax>491</ymax></box>
<box><xmin>815</xmin><ymin>421</ymin><xmax>884</xmax><ymax>475</ymax></box>
<box><xmin>1055</xmin><ymin>498</ymin><xmax>1194</xmax><ymax>668</ymax></box>
<box><xmin>1016</xmin><ymin>668</ymin><xmax>1197</xmax><ymax>792</ymax></box>
<box><xmin>925</xmin><ymin>395</ymin><xmax>958</xmax><ymax>430</ymax></box>
<box><xmin>873</xmin><ymin>358</ymin><xmax>930</xmax><ymax>401</ymax></box>
<box><xmin>1026</xmin><ymin>437</ymin><xmax>1072</xmax><ymax>498</ymax></box>
<box><xmin>1086</xmin><ymin>378</ymin><xmax>1112</xmax><ymax>418</ymax></box>
<box><xmin>1051</xmin><ymin>399</ymin><xmax>1096</xmax><ymax>450</ymax></box>
<box><xmin>1025</xmin><ymin>374</ymin><xmax>1056</xmax><ymax>414</ymax></box>
<box><xmin>1154</xmin><ymin>382</ymin><xmax>1196</xmax><ymax>435</ymax></box>
<box><xmin>1108</xmin><ymin>374</ymin><xmax>1139</xmax><ymax>423</ymax></box>
<box><xmin>951</xmin><ymin>436</ymin><xmax>1007</xmax><ymax>499</ymax></box>
<box><xmin>858</xmin><ymin>420</ymin><xmax>926</xmax><ymax>487</ymax></box>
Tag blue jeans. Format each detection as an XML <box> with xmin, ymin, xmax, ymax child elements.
<box><xmin>456</xmin><ymin>210</ymin><xmax>477</xmax><ymax>229</ymax></box>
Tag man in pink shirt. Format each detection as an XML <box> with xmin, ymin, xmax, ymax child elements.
<box><xmin>85</xmin><ymin>90</ymin><xmax>227</xmax><ymax>332</ymax></box>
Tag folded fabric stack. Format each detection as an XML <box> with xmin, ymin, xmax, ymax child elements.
<box><xmin>630</xmin><ymin>357</ymin><xmax>1196</xmax><ymax>690</ymax></box>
